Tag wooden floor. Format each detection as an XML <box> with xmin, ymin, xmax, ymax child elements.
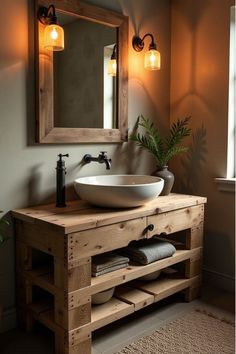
<box><xmin>0</xmin><ymin>286</ymin><xmax>234</xmax><ymax>354</ymax></box>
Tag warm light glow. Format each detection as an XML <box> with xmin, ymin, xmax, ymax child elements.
<box><xmin>44</xmin><ymin>24</ymin><xmax>64</xmax><ymax>51</ymax></box>
<box><xmin>50</xmin><ymin>27</ymin><xmax>58</xmax><ymax>40</ymax></box>
<box><xmin>108</xmin><ymin>59</ymin><xmax>117</xmax><ymax>76</ymax></box>
<box><xmin>144</xmin><ymin>49</ymin><xmax>161</xmax><ymax>70</ymax></box>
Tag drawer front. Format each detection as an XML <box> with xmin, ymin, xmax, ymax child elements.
<box><xmin>147</xmin><ymin>205</ymin><xmax>204</xmax><ymax>237</ymax></box>
<box><xmin>68</xmin><ymin>217</ymin><xmax>147</xmax><ymax>261</ymax></box>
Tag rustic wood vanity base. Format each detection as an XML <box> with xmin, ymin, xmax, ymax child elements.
<box><xmin>12</xmin><ymin>193</ymin><xmax>206</xmax><ymax>354</ymax></box>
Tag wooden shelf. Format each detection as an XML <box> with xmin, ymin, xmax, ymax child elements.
<box><xmin>28</xmin><ymin>301</ymin><xmax>64</xmax><ymax>335</ymax></box>
<box><xmin>69</xmin><ymin>273</ymin><xmax>201</xmax><ymax>344</ymax></box>
<box><xmin>114</xmin><ymin>285</ymin><xmax>154</xmax><ymax>311</ymax></box>
<box><xmin>70</xmin><ymin>248</ymin><xmax>202</xmax><ymax>303</ymax></box>
<box><xmin>21</xmin><ymin>248</ymin><xmax>201</xmax><ymax>304</ymax></box>
<box><xmin>133</xmin><ymin>275</ymin><xmax>200</xmax><ymax>302</ymax></box>
<box><xmin>91</xmin><ymin>298</ymin><xmax>134</xmax><ymax>331</ymax></box>
<box><xmin>22</xmin><ymin>265</ymin><xmax>55</xmax><ymax>295</ymax></box>
<box><xmin>76</xmin><ymin>274</ymin><xmax>200</xmax><ymax>336</ymax></box>
<box><xmin>28</xmin><ymin>273</ymin><xmax>200</xmax><ymax>347</ymax></box>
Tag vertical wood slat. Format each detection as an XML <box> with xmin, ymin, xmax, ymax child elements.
<box><xmin>54</xmin><ymin>253</ymin><xmax>92</xmax><ymax>331</ymax></box>
<box><xmin>15</xmin><ymin>236</ymin><xmax>33</xmax><ymax>331</ymax></box>
<box><xmin>184</xmin><ymin>221</ymin><xmax>203</xmax><ymax>301</ymax></box>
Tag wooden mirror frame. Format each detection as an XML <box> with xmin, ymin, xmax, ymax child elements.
<box><xmin>35</xmin><ymin>0</ymin><xmax>128</xmax><ymax>144</ymax></box>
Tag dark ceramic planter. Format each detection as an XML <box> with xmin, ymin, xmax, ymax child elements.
<box><xmin>152</xmin><ymin>166</ymin><xmax>174</xmax><ymax>196</ymax></box>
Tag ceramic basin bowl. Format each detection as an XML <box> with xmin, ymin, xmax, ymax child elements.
<box><xmin>74</xmin><ymin>175</ymin><xmax>164</xmax><ymax>208</ymax></box>
<box><xmin>139</xmin><ymin>270</ymin><xmax>162</xmax><ymax>281</ymax></box>
<box><xmin>91</xmin><ymin>287</ymin><xmax>115</xmax><ymax>305</ymax></box>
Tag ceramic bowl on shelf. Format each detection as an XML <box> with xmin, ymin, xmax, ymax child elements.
<box><xmin>91</xmin><ymin>287</ymin><xmax>115</xmax><ymax>305</ymax></box>
<box><xmin>139</xmin><ymin>270</ymin><xmax>162</xmax><ymax>281</ymax></box>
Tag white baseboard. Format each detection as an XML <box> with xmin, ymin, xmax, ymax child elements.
<box><xmin>0</xmin><ymin>306</ymin><xmax>17</xmax><ymax>333</ymax></box>
<box><xmin>203</xmin><ymin>268</ymin><xmax>235</xmax><ymax>293</ymax></box>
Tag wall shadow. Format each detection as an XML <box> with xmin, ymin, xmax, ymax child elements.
<box><xmin>174</xmin><ymin>124</ymin><xmax>207</xmax><ymax>194</ymax></box>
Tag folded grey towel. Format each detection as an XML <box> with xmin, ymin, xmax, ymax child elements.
<box><xmin>119</xmin><ymin>238</ymin><xmax>176</xmax><ymax>265</ymax></box>
<box><xmin>92</xmin><ymin>263</ymin><xmax>129</xmax><ymax>277</ymax></box>
<box><xmin>92</xmin><ymin>252</ymin><xmax>129</xmax><ymax>272</ymax></box>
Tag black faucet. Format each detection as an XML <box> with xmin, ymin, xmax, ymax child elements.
<box><xmin>83</xmin><ymin>151</ymin><xmax>112</xmax><ymax>170</ymax></box>
<box><xmin>56</xmin><ymin>153</ymin><xmax>69</xmax><ymax>207</ymax></box>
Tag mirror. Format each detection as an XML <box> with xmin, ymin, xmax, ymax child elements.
<box><xmin>54</xmin><ymin>13</ymin><xmax>117</xmax><ymax>129</ymax></box>
<box><xmin>35</xmin><ymin>0</ymin><xmax>128</xmax><ymax>143</ymax></box>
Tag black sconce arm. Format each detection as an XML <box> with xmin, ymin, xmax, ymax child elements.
<box><xmin>132</xmin><ymin>33</ymin><xmax>157</xmax><ymax>52</ymax></box>
<box><xmin>38</xmin><ymin>4</ymin><xmax>58</xmax><ymax>25</ymax></box>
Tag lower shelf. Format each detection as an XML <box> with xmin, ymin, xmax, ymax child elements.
<box><xmin>28</xmin><ymin>274</ymin><xmax>200</xmax><ymax>345</ymax></box>
<box><xmin>91</xmin><ymin>297</ymin><xmax>134</xmax><ymax>331</ymax></box>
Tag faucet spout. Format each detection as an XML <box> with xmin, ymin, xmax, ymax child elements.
<box><xmin>83</xmin><ymin>151</ymin><xmax>112</xmax><ymax>170</ymax></box>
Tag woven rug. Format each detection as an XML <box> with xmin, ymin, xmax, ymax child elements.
<box><xmin>116</xmin><ymin>308</ymin><xmax>235</xmax><ymax>354</ymax></box>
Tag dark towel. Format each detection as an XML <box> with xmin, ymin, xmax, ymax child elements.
<box><xmin>119</xmin><ymin>238</ymin><xmax>176</xmax><ymax>265</ymax></box>
<box><xmin>92</xmin><ymin>263</ymin><xmax>129</xmax><ymax>277</ymax></box>
<box><xmin>92</xmin><ymin>251</ymin><xmax>129</xmax><ymax>272</ymax></box>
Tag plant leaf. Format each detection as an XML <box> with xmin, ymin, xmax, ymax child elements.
<box><xmin>130</xmin><ymin>115</ymin><xmax>191</xmax><ymax>167</ymax></box>
<box><xmin>130</xmin><ymin>115</ymin><xmax>164</xmax><ymax>165</ymax></box>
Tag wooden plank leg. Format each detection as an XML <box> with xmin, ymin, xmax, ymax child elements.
<box><xmin>54</xmin><ymin>257</ymin><xmax>92</xmax><ymax>353</ymax></box>
<box><xmin>15</xmin><ymin>241</ymin><xmax>33</xmax><ymax>331</ymax></box>
<box><xmin>185</xmin><ymin>223</ymin><xmax>204</xmax><ymax>250</ymax></box>
<box><xmin>185</xmin><ymin>283</ymin><xmax>201</xmax><ymax>302</ymax></box>
<box><xmin>65</xmin><ymin>338</ymin><xmax>92</xmax><ymax>354</ymax></box>
<box><xmin>55</xmin><ymin>335</ymin><xmax>66</xmax><ymax>354</ymax></box>
<box><xmin>185</xmin><ymin>258</ymin><xmax>202</xmax><ymax>278</ymax></box>
<box><xmin>184</xmin><ymin>248</ymin><xmax>202</xmax><ymax>302</ymax></box>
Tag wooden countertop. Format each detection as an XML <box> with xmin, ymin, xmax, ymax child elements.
<box><xmin>12</xmin><ymin>193</ymin><xmax>207</xmax><ymax>234</ymax></box>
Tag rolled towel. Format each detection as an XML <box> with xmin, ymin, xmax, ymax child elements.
<box><xmin>92</xmin><ymin>263</ymin><xmax>129</xmax><ymax>277</ymax></box>
<box><xmin>92</xmin><ymin>252</ymin><xmax>129</xmax><ymax>273</ymax></box>
<box><xmin>119</xmin><ymin>238</ymin><xmax>176</xmax><ymax>265</ymax></box>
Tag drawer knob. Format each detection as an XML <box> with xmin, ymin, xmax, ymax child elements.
<box><xmin>147</xmin><ymin>224</ymin><xmax>154</xmax><ymax>231</ymax></box>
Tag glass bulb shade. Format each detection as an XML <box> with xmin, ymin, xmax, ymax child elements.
<box><xmin>108</xmin><ymin>59</ymin><xmax>117</xmax><ymax>76</ymax></box>
<box><xmin>44</xmin><ymin>24</ymin><xmax>64</xmax><ymax>51</ymax></box>
<box><xmin>144</xmin><ymin>49</ymin><xmax>161</xmax><ymax>70</ymax></box>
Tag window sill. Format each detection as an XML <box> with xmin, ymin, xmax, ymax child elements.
<box><xmin>215</xmin><ymin>178</ymin><xmax>235</xmax><ymax>193</ymax></box>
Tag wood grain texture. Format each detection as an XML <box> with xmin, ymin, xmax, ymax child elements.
<box><xmin>13</xmin><ymin>192</ymin><xmax>206</xmax><ymax>354</ymax></box>
<box><xmin>115</xmin><ymin>286</ymin><xmax>154</xmax><ymax>311</ymax></box>
<box><xmin>135</xmin><ymin>275</ymin><xmax>201</xmax><ymax>303</ymax></box>
<box><xmin>69</xmin><ymin>248</ymin><xmax>202</xmax><ymax>302</ymax></box>
<box><xmin>68</xmin><ymin>298</ymin><xmax>134</xmax><ymax>345</ymax></box>
<box><xmin>12</xmin><ymin>194</ymin><xmax>207</xmax><ymax>234</ymax></box>
<box><xmin>67</xmin><ymin>218</ymin><xmax>146</xmax><ymax>261</ymax></box>
<box><xmin>147</xmin><ymin>205</ymin><xmax>204</xmax><ymax>237</ymax></box>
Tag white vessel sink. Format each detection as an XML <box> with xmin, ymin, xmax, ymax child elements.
<box><xmin>74</xmin><ymin>175</ymin><xmax>164</xmax><ymax>208</ymax></box>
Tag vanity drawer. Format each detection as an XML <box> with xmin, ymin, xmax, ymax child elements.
<box><xmin>67</xmin><ymin>217</ymin><xmax>147</xmax><ymax>261</ymax></box>
<box><xmin>147</xmin><ymin>205</ymin><xmax>204</xmax><ymax>237</ymax></box>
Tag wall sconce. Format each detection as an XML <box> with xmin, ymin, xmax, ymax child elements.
<box><xmin>38</xmin><ymin>4</ymin><xmax>64</xmax><ymax>51</ymax></box>
<box><xmin>132</xmin><ymin>34</ymin><xmax>160</xmax><ymax>70</ymax></box>
<box><xmin>108</xmin><ymin>44</ymin><xmax>117</xmax><ymax>76</ymax></box>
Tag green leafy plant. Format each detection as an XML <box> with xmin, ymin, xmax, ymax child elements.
<box><xmin>130</xmin><ymin>115</ymin><xmax>191</xmax><ymax>169</ymax></box>
<box><xmin>0</xmin><ymin>211</ymin><xmax>9</xmax><ymax>246</ymax></box>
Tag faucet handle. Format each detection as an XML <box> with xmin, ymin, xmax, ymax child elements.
<box><xmin>99</xmin><ymin>151</ymin><xmax>107</xmax><ymax>156</ymax></box>
<box><xmin>58</xmin><ymin>153</ymin><xmax>69</xmax><ymax>161</ymax></box>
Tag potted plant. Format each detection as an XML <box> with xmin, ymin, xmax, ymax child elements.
<box><xmin>130</xmin><ymin>115</ymin><xmax>191</xmax><ymax>195</ymax></box>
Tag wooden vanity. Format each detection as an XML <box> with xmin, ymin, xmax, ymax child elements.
<box><xmin>12</xmin><ymin>193</ymin><xmax>206</xmax><ymax>354</ymax></box>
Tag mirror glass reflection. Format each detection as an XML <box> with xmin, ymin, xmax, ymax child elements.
<box><xmin>53</xmin><ymin>11</ymin><xmax>117</xmax><ymax>129</ymax></box>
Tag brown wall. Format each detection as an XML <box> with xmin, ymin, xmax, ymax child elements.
<box><xmin>170</xmin><ymin>0</ymin><xmax>235</xmax><ymax>290</ymax></box>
